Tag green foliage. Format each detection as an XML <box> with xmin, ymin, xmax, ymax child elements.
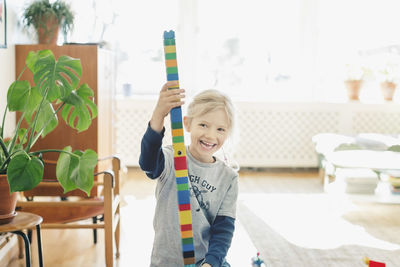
<box><xmin>22</xmin><ymin>0</ymin><xmax>74</xmax><ymax>39</ymax></box>
<box><xmin>333</xmin><ymin>143</ymin><xmax>363</xmax><ymax>152</ymax></box>
<box><xmin>388</xmin><ymin>145</ymin><xmax>400</xmax><ymax>152</ymax></box>
<box><xmin>0</xmin><ymin>50</ymin><xmax>97</xmax><ymax>195</ymax></box>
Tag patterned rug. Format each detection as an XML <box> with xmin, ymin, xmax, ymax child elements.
<box><xmin>237</xmin><ymin>193</ymin><xmax>400</xmax><ymax>267</ymax></box>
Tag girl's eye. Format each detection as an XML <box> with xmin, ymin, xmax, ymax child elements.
<box><xmin>199</xmin><ymin>123</ymin><xmax>206</xmax><ymax>128</ymax></box>
<box><xmin>218</xmin><ymin>128</ymin><xmax>226</xmax><ymax>132</ymax></box>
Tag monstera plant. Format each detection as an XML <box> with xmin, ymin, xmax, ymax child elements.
<box><xmin>0</xmin><ymin>49</ymin><xmax>97</xmax><ymax>195</ymax></box>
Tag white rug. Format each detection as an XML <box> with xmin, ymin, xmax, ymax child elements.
<box><xmin>119</xmin><ymin>195</ymin><xmax>258</xmax><ymax>266</ymax></box>
<box><xmin>238</xmin><ymin>193</ymin><xmax>400</xmax><ymax>267</ymax></box>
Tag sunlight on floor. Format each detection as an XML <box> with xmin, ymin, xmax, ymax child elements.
<box><xmin>120</xmin><ymin>194</ymin><xmax>258</xmax><ymax>266</ymax></box>
<box><xmin>119</xmin><ymin>195</ymin><xmax>154</xmax><ymax>266</ymax></box>
<box><xmin>239</xmin><ymin>193</ymin><xmax>400</xmax><ymax>251</ymax></box>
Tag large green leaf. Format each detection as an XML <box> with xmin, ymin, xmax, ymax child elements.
<box><xmin>34</xmin><ymin>101</ymin><xmax>58</xmax><ymax>137</ymax></box>
<box><xmin>56</xmin><ymin>146</ymin><xmax>97</xmax><ymax>196</ymax></box>
<box><xmin>55</xmin><ymin>146</ymin><xmax>76</xmax><ymax>192</ymax></box>
<box><xmin>17</xmin><ymin>128</ymin><xmax>28</xmax><ymax>145</ymax></box>
<box><xmin>7</xmin><ymin>153</ymin><xmax>44</xmax><ymax>192</ymax></box>
<box><xmin>61</xmin><ymin>84</ymin><xmax>97</xmax><ymax>132</ymax></box>
<box><xmin>23</xmin><ymin>86</ymin><xmax>42</xmax><ymax>124</ymax></box>
<box><xmin>26</xmin><ymin>50</ymin><xmax>53</xmax><ymax>73</ymax></box>
<box><xmin>32</xmin><ymin>51</ymin><xmax>82</xmax><ymax>101</ymax></box>
<box><xmin>7</xmin><ymin>81</ymin><xmax>31</xmax><ymax>111</ymax></box>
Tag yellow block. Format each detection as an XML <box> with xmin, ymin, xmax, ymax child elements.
<box><xmin>181</xmin><ymin>230</ymin><xmax>193</xmax><ymax>239</ymax></box>
<box><xmin>164</xmin><ymin>45</ymin><xmax>176</xmax><ymax>53</ymax></box>
<box><xmin>175</xmin><ymin>169</ymin><xmax>188</xmax><ymax>178</ymax></box>
<box><xmin>173</xmin><ymin>142</ymin><xmax>186</xmax><ymax>157</ymax></box>
<box><xmin>179</xmin><ymin>210</ymin><xmax>192</xmax><ymax>225</ymax></box>
<box><xmin>167</xmin><ymin>81</ymin><xmax>180</xmax><ymax>89</ymax></box>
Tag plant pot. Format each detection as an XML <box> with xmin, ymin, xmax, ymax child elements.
<box><xmin>0</xmin><ymin>174</ymin><xmax>18</xmax><ymax>224</ymax></box>
<box><xmin>345</xmin><ymin>80</ymin><xmax>362</xmax><ymax>101</ymax></box>
<box><xmin>37</xmin><ymin>15</ymin><xmax>59</xmax><ymax>44</ymax></box>
<box><xmin>380</xmin><ymin>81</ymin><xmax>397</xmax><ymax>101</ymax></box>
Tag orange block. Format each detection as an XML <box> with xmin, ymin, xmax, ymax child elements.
<box><xmin>166</xmin><ymin>59</ymin><xmax>177</xmax><ymax>67</ymax></box>
<box><xmin>172</xmin><ymin>128</ymin><xmax>184</xmax><ymax>137</ymax></box>
<box><xmin>181</xmin><ymin>230</ymin><xmax>193</xmax><ymax>239</ymax></box>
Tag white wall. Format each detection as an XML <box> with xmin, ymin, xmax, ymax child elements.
<box><xmin>0</xmin><ymin>1</ymin><xmax>19</xmax><ymax>138</ymax></box>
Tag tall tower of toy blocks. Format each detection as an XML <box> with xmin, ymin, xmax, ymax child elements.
<box><xmin>163</xmin><ymin>30</ymin><xmax>196</xmax><ymax>267</ymax></box>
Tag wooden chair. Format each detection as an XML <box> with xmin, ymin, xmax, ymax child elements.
<box><xmin>16</xmin><ymin>156</ymin><xmax>121</xmax><ymax>267</ymax></box>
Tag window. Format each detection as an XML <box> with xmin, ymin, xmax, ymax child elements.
<box><xmin>75</xmin><ymin>0</ymin><xmax>400</xmax><ymax>102</ymax></box>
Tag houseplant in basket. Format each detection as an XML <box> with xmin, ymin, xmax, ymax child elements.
<box><xmin>0</xmin><ymin>49</ymin><xmax>98</xmax><ymax>224</ymax></box>
<box><xmin>22</xmin><ymin>0</ymin><xmax>74</xmax><ymax>44</ymax></box>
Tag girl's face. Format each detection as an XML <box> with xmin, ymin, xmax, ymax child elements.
<box><xmin>184</xmin><ymin>108</ymin><xmax>229</xmax><ymax>163</ymax></box>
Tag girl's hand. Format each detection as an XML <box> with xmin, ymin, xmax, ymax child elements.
<box><xmin>150</xmin><ymin>82</ymin><xmax>185</xmax><ymax>132</ymax></box>
<box><xmin>202</xmin><ymin>264</ymin><xmax>212</xmax><ymax>267</ymax></box>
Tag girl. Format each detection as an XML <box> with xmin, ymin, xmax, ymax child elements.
<box><xmin>139</xmin><ymin>82</ymin><xmax>238</xmax><ymax>267</ymax></box>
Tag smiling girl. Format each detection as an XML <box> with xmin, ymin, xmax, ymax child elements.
<box><xmin>139</xmin><ymin>82</ymin><xmax>238</xmax><ymax>267</ymax></box>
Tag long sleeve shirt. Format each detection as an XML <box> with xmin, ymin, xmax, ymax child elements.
<box><xmin>139</xmin><ymin>124</ymin><xmax>238</xmax><ymax>267</ymax></box>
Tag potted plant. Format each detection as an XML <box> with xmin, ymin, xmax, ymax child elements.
<box><xmin>378</xmin><ymin>63</ymin><xmax>398</xmax><ymax>101</ymax></box>
<box><xmin>344</xmin><ymin>63</ymin><xmax>366</xmax><ymax>101</ymax></box>
<box><xmin>0</xmin><ymin>49</ymin><xmax>98</xmax><ymax>224</ymax></box>
<box><xmin>22</xmin><ymin>0</ymin><xmax>74</xmax><ymax>44</ymax></box>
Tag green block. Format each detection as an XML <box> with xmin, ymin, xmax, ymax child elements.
<box><xmin>164</xmin><ymin>39</ymin><xmax>176</xmax><ymax>45</ymax></box>
<box><xmin>167</xmin><ymin>67</ymin><xmax>178</xmax><ymax>74</ymax></box>
<box><xmin>165</xmin><ymin>53</ymin><xmax>176</xmax><ymax>60</ymax></box>
<box><xmin>173</xmin><ymin>136</ymin><xmax>184</xmax><ymax>143</ymax></box>
<box><xmin>177</xmin><ymin>183</ymin><xmax>189</xmax><ymax>191</ymax></box>
<box><xmin>182</xmin><ymin>238</ymin><xmax>193</xmax><ymax>245</ymax></box>
<box><xmin>171</xmin><ymin>122</ymin><xmax>183</xmax><ymax>129</ymax></box>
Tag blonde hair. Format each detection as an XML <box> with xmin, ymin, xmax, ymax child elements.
<box><xmin>186</xmin><ymin>89</ymin><xmax>235</xmax><ymax>133</ymax></box>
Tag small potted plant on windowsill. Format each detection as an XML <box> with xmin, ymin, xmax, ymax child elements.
<box><xmin>344</xmin><ymin>63</ymin><xmax>366</xmax><ymax>101</ymax></box>
<box><xmin>378</xmin><ymin>63</ymin><xmax>399</xmax><ymax>101</ymax></box>
<box><xmin>0</xmin><ymin>49</ymin><xmax>97</xmax><ymax>224</ymax></box>
<box><xmin>22</xmin><ymin>0</ymin><xmax>74</xmax><ymax>44</ymax></box>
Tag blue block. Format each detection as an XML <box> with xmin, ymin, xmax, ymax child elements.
<box><xmin>182</xmin><ymin>243</ymin><xmax>194</xmax><ymax>252</ymax></box>
<box><xmin>170</xmin><ymin>108</ymin><xmax>182</xmax><ymax>123</ymax></box>
<box><xmin>177</xmin><ymin>190</ymin><xmax>190</xmax><ymax>205</ymax></box>
<box><xmin>167</xmin><ymin>73</ymin><xmax>179</xmax><ymax>81</ymax></box>
<box><xmin>176</xmin><ymin>177</ymin><xmax>188</xmax><ymax>184</ymax></box>
<box><xmin>164</xmin><ymin>30</ymin><xmax>175</xmax><ymax>39</ymax></box>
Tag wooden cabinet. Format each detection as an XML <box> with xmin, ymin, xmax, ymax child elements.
<box><xmin>15</xmin><ymin>45</ymin><xmax>115</xmax><ymax>172</ymax></box>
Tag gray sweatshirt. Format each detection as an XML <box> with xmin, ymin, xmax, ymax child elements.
<box><xmin>150</xmin><ymin>145</ymin><xmax>238</xmax><ymax>267</ymax></box>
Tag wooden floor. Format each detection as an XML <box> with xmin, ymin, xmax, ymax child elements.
<box><xmin>8</xmin><ymin>167</ymin><xmax>322</xmax><ymax>266</ymax></box>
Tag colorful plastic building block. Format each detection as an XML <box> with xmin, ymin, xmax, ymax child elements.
<box><xmin>163</xmin><ymin>30</ymin><xmax>196</xmax><ymax>267</ymax></box>
<box><xmin>364</xmin><ymin>257</ymin><xmax>386</xmax><ymax>267</ymax></box>
<box><xmin>251</xmin><ymin>252</ymin><xmax>265</xmax><ymax>267</ymax></box>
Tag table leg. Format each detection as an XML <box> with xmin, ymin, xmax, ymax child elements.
<box><xmin>36</xmin><ymin>225</ymin><xmax>44</xmax><ymax>267</ymax></box>
<box><xmin>12</xmin><ymin>230</ymin><xmax>31</xmax><ymax>267</ymax></box>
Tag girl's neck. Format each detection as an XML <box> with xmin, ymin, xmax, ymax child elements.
<box><xmin>188</xmin><ymin>145</ymin><xmax>215</xmax><ymax>163</ymax></box>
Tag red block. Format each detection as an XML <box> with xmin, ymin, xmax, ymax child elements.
<box><xmin>179</xmin><ymin>204</ymin><xmax>191</xmax><ymax>211</ymax></box>
<box><xmin>369</xmin><ymin>260</ymin><xmax>386</xmax><ymax>267</ymax></box>
<box><xmin>181</xmin><ymin>224</ymin><xmax>192</xmax><ymax>231</ymax></box>
<box><xmin>174</xmin><ymin>156</ymin><xmax>187</xmax><ymax>170</ymax></box>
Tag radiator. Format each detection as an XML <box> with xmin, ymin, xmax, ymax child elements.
<box><xmin>116</xmin><ymin>97</ymin><xmax>400</xmax><ymax>167</ymax></box>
